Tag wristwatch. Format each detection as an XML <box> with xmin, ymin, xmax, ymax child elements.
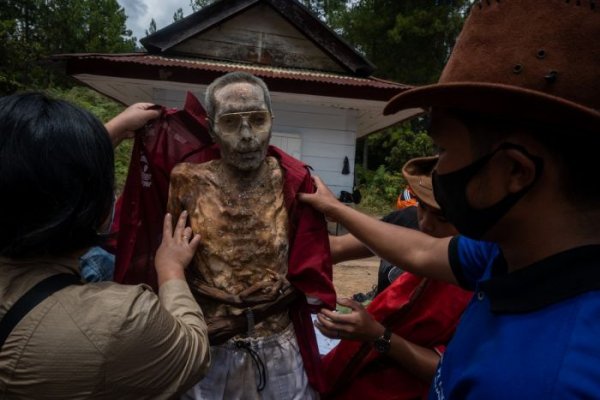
<box><xmin>373</xmin><ymin>327</ymin><xmax>392</xmax><ymax>354</ymax></box>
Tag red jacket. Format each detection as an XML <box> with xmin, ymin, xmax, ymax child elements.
<box><xmin>112</xmin><ymin>93</ymin><xmax>336</xmax><ymax>393</ymax></box>
<box><xmin>322</xmin><ymin>273</ymin><xmax>472</xmax><ymax>399</ymax></box>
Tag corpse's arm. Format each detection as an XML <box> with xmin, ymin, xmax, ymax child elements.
<box><xmin>315</xmin><ymin>298</ymin><xmax>439</xmax><ymax>383</ymax></box>
<box><xmin>104</xmin><ymin>103</ymin><xmax>161</xmax><ymax>148</ymax></box>
<box><xmin>299</xmin><ymin>176</ymin><xmax>455</xmax><ymax>285</ymax></box>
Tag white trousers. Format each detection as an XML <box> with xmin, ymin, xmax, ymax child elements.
<box><xmin>182</xmin><ymin>324</ymin><xmax>318</xmax><ymax>400</ymax></box>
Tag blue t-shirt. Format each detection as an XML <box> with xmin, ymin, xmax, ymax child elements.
<box><xmin>430</xmin><ymin>236</ymin><xmax>600</xmax><ymax>399</ymax></box>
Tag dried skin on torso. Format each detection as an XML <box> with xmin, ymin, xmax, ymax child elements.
<box><xmin>168</xmin><ymin>157</ymin><xmax>291</xmax><ymax>337</ymax></box>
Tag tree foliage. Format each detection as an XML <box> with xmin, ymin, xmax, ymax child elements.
<box><xmin>326</xmin><ymin>0</ymin><xmax>470</xmax><ymax>84</ymax></box>
<box><xmin>146</xmin><ymin>18</ymin><xmax>157</xmax><ymax>36</ymax></box>
<box><xmin>322</xmin><ymin>1</ymin><xmax>470</xmax><ymax>178</ymax></box>
<box><xmin>173</xmin><ymin>8</ymin><xmax>185</xmax><ymax>22</ymax></box>
<box><xmin>357</xmin><ymin>120</ymin><xmax>435</xmax><ymax>172</ymax></box>
<box><xmin>189</xmin><ymin>0</ymin><xmax>218</xmax><ymax>13</ymax></box>
<box><xmin>354</xmin><ymin>164</ymin><xmax>406</xmax><ymax>216</ymax></box>
<box><xmin>0</xmin><ymin>0</ymin><xmax>136</xmax><ymax>92</ymax></box>
<box><xmin>300</xmin><ymin>0</ymin><xmax>348</xmax><ymax>22</ymax></box>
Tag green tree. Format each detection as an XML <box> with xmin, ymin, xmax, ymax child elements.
<box><xmin>0</xmin><ymin>0</ymin><xmax>136</xmax><ymax>92</ymax></box>
<box><xmin>357</xmin><ymin>121</ymin><xmax>435</xmax><ymax>172</ymax></box>
<box><xmin>328</xmin><ymin>0</ymin><xmax>470</xmax><ymax>84</ymax></box>
<box><xmin>300</xmin><ymin>0</ymin><xmax>348</xmax><ymax>22</ymax></box>
<box><xmin>324</xmin><ymin>1</ymin><xmax>470</xmax><ymax>177</ymax></box>
<box><xmin>189</xmin><ymin>0</ymin><xmax>217</xmax><ymax>12</ymax></box>
<box><xmin>173</xmin><ymin>8</ymin><xmax>185</xmax><ymax>22</ymax></box>
<box><xmin>146</xmin><ymin>18</ymin><xmax>157</xmax><ymax>36</ymax></box>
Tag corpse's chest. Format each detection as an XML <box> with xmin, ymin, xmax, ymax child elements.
<box><xmin>184</xmin><ymin>159</ymin><xmax>290</xmax><ymax>278</ymax></box>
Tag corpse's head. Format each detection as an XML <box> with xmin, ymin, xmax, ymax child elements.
<box><xmin>205</xmin><ymin>72</ymin><xmax>274</xmax><ymax>172</ymax></box>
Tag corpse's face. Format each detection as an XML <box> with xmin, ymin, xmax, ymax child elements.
<box><xmin>211</xmin><ymin>82</ymin><xmax>272</xmax><ymax>171</ymax></box>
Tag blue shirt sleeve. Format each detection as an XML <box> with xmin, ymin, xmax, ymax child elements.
<box><xmin>448</xmin><ymin>236</ymin><xmax>499</xmax><ymax>290</ymax></box>
<box><xmin>79</xmin><ymin>246</ymin><xmax>116</xmax><ymax>282</ymax></box>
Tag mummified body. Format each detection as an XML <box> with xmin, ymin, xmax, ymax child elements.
<box><xmin>168</xmin><ymin>73</ymin><xmax>319</xmax><ymax>399</ymax></box>
<box><xmin>168</xmin><ymin>156</ymin><xmax>292</xmax><ymax>337</ymax></box>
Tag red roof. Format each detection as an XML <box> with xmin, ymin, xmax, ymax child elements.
<box><xmin>59</xmin><ymin>53</ymin><xmax>410</xmax><ymax>102</ymax></box>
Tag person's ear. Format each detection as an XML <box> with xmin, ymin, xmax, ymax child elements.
<box><xmin>207</xmin><ymin>120</ymin><xmax>218</xmax><ymax>142</ymax></box>
<box><xmin>504</xmin><ymin>147</ymin><xmax>540</xmax><ymax>193</ymax></box>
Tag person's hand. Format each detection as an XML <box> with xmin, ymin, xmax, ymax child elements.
<box><xmin>297</xmin><ymin>175</ymin><xmax>342</xmax><ymax>221</ymax></box>
<box><xmin>155</xmin><ymin>211</ymin><xmax>201</xmax><ymax>286</ymax></box>
<box><xmin>315</xmin><ymin>298</ymin><xmax>385</xmax><ymax>342</ymax></box>
<box><xmin>104</xmin><ymin>102</ymin><xmax>161</xmax><ymax>147</ymax></box>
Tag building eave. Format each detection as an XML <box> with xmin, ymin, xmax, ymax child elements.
<box><xmin>60</xmin><ymin>53</ymin><xmax>406</xmax><ymax>102</ymax></box>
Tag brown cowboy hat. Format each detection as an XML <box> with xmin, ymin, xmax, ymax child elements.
<box><xmin>384</xmin><ymin>0</ymin><xmax>599</xmax><ymax>133</ymax></box>
<box><xmin>402</xmin><ymin>156</ymin><xmax>439</xmax><ymax>210</ymax></box>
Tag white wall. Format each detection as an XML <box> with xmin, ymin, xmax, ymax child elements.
<box><xmin>271</xmin><ymin>102</ymin><xmax>356</xmax><ymax>196</ymax></box>
<box><xmin>153</xmin><ymin>88</ymin><xmax>357</xmax><ymax>196</ymax></box>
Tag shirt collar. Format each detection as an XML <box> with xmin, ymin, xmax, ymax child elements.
<box><xmin>480</xmin><ymin>245</ymin><xmax>600</xmax><ymax>313</ymax></box>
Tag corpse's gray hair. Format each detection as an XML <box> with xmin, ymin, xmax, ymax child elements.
<box><xmin>204</xmin><ymin>71</ymin><xmax>273</xmax><ymax>121</ymax></box>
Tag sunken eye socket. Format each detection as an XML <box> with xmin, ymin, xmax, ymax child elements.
<box><xmin>217</xmin><ymin>111</ymin><xmax>271</xmax><ymax>133</ymax></box>
<box><xmin>219</xmin><ymin>115</ymin><xmax>240</xmax><ymax>129</ymax></box>
<box><xmin>249</xmin><ymin>113</ymin><xmax>267</xmax><ymax>126</ymax></box>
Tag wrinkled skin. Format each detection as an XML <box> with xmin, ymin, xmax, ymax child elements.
<box><xmin>211</xmin><ymin>82</ymin><xmax>272</xmax><ymax>172</ymax></box>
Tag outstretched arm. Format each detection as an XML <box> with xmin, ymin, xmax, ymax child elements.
<box><xmin>316</xmin><ymin>298</ymin><xmax>440</xmax><ymax>383</ymax></box>
<box><xmin>104</xmin><ymin>103</ymin><xmax>161</xmax><ymax>148</ymax></box>
<box><xmin>329</xmin><ymin>233</ymin><xmax>374</xmax><ymax>264</ymax></box>
<box><xmin>298</xmin><ymin>176</ymin><xmax>455</xmax><ymax>284</ymax></box>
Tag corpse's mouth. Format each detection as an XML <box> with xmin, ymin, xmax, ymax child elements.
<box><xmin>237</xmin><ymin>150</ymin><xmax>260</xmax><ymax>159</ymax></box>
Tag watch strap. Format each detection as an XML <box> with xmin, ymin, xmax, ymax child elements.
<box><xmin>374</xmin><ymin>327</ymin><xmax>392</xmax><ymax>353</ymax></box>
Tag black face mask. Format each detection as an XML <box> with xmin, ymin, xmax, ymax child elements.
<box><xmin>432</xmin><ymin>143</ymin><xmax>543</xmax><ymax>240</ymax></box>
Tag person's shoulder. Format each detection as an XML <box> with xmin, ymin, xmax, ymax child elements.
<box><xmin>171</xmin><ymin>160</ymin><xmax>219</xmax><ymax>187</ymax></box>
<box><xmin>455</xmin><ymin>236</ymin><xmax>500</xmax><ymax>257</ymax></box>
<box><xmin>171</xmin><ymin>160</ymin><xmax>213</xmax><ymax>176</ymax></box>
<box><xmin>58</xmin><ymin>281</ymin><xmax>156</xmax><ymax>316</ymax></box>
<box><xmin>55</xmin><ymin>282</ymin><xmax>159</xmax><ymax>349</ymax></box>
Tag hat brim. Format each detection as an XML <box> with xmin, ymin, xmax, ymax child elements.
<box><xmin>384</xmin><ymin>82</ymin><xmax>600</xmax><ymax>134</ymax></box>
<box><xmin>401</xmin><ymin>156</ymin><xmax>439</xmax><ymax>210</ymax></box>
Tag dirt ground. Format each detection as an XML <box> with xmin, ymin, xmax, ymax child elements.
<box><xmin>332</xmin><ymin>257</ymin><xmax>380</xmax><ymax>299</ymax></box>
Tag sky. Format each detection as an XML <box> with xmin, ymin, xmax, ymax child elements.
<box><xmin>118</xmin><ymin>0</ymin><xmax>194</xmax><ymax>43</ymax></box>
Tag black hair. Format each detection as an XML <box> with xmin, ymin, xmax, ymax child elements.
<box><xmin>0</xmin><ymin>92</ymin><xmax>114</xmax><ymax>258</ymax></box>
<box><xmin>452</xmin><ymin>109</ymin><xmax>600</xmax><ymax>208</ymax></box>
